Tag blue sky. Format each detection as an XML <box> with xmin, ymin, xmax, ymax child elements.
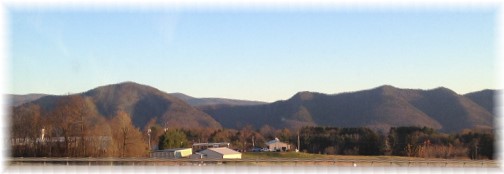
<box><xmin>9</xmin><ymin>8</ymin><xmax>497</xmax><ymax>102</ymax></box>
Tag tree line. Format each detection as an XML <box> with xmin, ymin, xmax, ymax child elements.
<box><xmin>10</xmin><ymin>96</ymin><xmax>292</xmax><ymax>157</ymax></box>
<box><xmin>11</xmin><ymin>96</ymin><xmax>495</xmax><ymax>159</ymax></box>
<box><xmin>11</xmin><ymin>96</ymin><xmax>146</xmax><ymax>157</ymax></box>
<box><xmin>298</xmin><ymin>126</ymin><xmax>494</xmax><ymax>159</ymax></box>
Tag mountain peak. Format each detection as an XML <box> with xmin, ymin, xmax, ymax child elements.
<box><xmin>376</xmin><ymin>85</ymin><xmax>398</xmax><ymax>90</ymax></box>
<box><xmin>430</xmin><ymin>87</ymin><xmax>457</xmax><ymax>95</ymax></box>
<box><xmin>119</xmin><ymin>81</ymin><xmax>139</xmax><ymax>85</ymax></box>
<box><xmin>115</xmin><ymin>81</ymin><xmax>150</xmax><ymax>89</ymax></box>
<box><xmin>371</xmin><ymin>85</ymin><xmax>400</xmax><ymax>96</ymax></box>
<box><xmin>86</xmin><ymin>81</ymin><xmax>161</xmax><ymax>95</ymax></box>
<box><xmin>291</xmin><ymin>91</ymin><xmax>317</xmax><ymax>101</ymax></box>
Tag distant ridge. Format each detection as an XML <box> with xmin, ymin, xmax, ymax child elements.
<box><xmin>201</xmin><ymin>85</ymin><xmax>494</xmax><ymax>133</ymax></box>
<box><xmin>169</xmin><ymin>93</ymin><xmax>267</xmax><ymax>107</ymax></box>
<box><xmin>9</xmin><ymin>94</ymin><xmax>48</xmax><ymax>107</ymax></box>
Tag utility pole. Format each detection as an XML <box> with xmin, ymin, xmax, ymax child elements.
<box><xmin>41</xmin><ymin>128</ymin><xmax>45</xmax><ymax>142</ymax></box>
<box><xmin>475</xmin><ymin>143</ymin><xmax>479</xmax><ymax>159</ymax></box>
<box><xmin>252</xmin><ymin>136</ymin><xmax>255</xmax><ymax>147</ymax></box>
<box><xmin>148</xmin><ymin>129</ymin><xmax>151</xmax><ymax>151</ymax></box>
<box><xmin>297</xmin><ymin>131</ymin><xmax>300</xmax><ymax>152</ymax></box>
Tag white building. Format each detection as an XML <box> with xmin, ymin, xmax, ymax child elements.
<box><xmin>266</xmin><ymin>138</ymin><xmax>291</xmax><ymax>152</ymax></box>
<box><xmin>150</xmin><ymin>148</ymin><xmax>193</xmax><ymax>158</ymax></box>
<box><xmin>198</xmin><ymin>147</ymin><xmax>242</xmax><ymax>159</ymax></box>
<box><xmin>192</xmin><ymin>142</ymin><xmax>230</xmax><ymax>152</ymax></box>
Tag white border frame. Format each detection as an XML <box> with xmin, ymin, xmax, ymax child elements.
<box><xmin>1</xmin><ymin>0</ymin><xmax>502</xmax><ymax>173</ymax></box>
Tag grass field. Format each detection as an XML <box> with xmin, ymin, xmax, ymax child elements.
<box><xmin>242</xmin><ymin>151</ymin><xmax>462</xmax><ymax>161</ymax></box>
<box><xmin>240</xmin><ymin>152</ymin><xmax>498</xmax><ymax>167</ymax></box>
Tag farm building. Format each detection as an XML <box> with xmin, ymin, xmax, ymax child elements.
<box><xmin>192</xmin><ymin>142</ymin><xmax>230</xmax><ymax>152</ymax></box>
<box><xmin>189</xmin><ymin>153</ymin><xmax>205</xmax><ymax>159</ymax></box>
<box><xmin>197</xmin><ymin>147</ymin><xmax>241</xmax><ymax>159</ymax></box>
<box><xmin>150</xmin><ymin>148</ymin><xmax>193</xmax><ymax>158</ymax></box>
<box><xmin>266</xmin><ymin>138</ymin><xmax>291</xmax><ymax>152</ymax></box>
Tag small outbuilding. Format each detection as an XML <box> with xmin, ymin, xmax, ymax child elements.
<box><xmin>198</xmin><ymin>147</ymin><xmax>242</xmax><ymax>159</ymax></box>
<box><xmin>150</xmin><ymin>148</ymin><xmax>193</xmax><ymax>158</ymax></box>
<box><xmin>266</xmin><ymin>138</ymin><xmax>291</xmax><ymax>152</ymax></box>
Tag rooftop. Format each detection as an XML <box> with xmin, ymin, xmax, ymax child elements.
<box><xmin>204</xmin><ymin>147</ymin><xmax>241</xmax><ymax>155</ymax></box>
<box><xmin>266</xmin><ymin>138</ymin><xmax>286</xmax><ymax>145</ymax></box>
<box><xmin>192</xmin><ymin>142</ymin><xmax>230</xmax><ymax>147</ymax></box>
<box><xmin>153</xmin><ymin>148</ymin><xmax>191</xmax><ymax>152</ymax></box>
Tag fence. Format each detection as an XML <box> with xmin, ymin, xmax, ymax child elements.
<box><xmin>9</xmin><ymin>157</ymin><xmax>499</xmax><ymax>167</ymax></box>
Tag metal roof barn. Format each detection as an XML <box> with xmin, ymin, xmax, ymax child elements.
<box><xmin>199</xmin><ymin>147</ymin><xmax>242</xmax><ymax>159</ymax></box>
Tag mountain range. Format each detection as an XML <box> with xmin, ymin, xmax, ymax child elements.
<box><xmin>10</xmin><ymin>82</ymin><xmax>497</xmax><ymax>133</ymax></box>
<box><xmin>202</xmin><ymin>86</ymin><xmax>495</xmax><ymax>133</ymax></box>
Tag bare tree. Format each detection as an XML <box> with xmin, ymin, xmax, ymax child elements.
<box><xmin>211</xmin><ymin>129</ymin><xmax>234</xmax><ymax>143</ymax></box>
<box><xmin>47</xmin><ymin>96</ymin><xmax>96</xmax><ymax>156</ymax></box>
<box><xmin>109</xmin><ymin>111</ymin><xmax>147</xmax><ymax>157</ymax></box>
<box><xmin>239</xmin><ymin>125</ymin><xmax>254</xmax><ymax>152</ymax></box>
<box><xmin>81</xmin><ymin>113</ymin><xmax>113</xmax><ymax>157</ymax></box>
<box><xmin>11</xmin><ymin>104</ymin><xmax>42</xmax><ymax>156</ymax></box>
<box><xmin>276</xmin><ymin>128</ymin><xmax>292</xmax><ymax>143</ymax></box>
<box><xmin>259</xmin><ymin>125</ymin><xmax>275</xmax><ymax>140</ymax></box>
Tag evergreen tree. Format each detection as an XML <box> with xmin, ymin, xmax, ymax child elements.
<box><xmin>158</xmin><ymin>129</ymin><xmax>188</xmax><ymax>150</ymax></box>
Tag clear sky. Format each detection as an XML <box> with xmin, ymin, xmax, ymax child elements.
<box><xmin>9</xmin><ymin>7</ymin><xmax>497</xmax><ymax>102</ymax></box>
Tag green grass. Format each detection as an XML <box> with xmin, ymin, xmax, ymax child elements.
<box><xmin>242</xmin><ymin>152</ymin><xmax>440</xmax><ymax>161</ymax></box>
<box><xmin>243</xmin><ymin>152</ymin><xmax>331</xmax><ymax>159</ymax></box>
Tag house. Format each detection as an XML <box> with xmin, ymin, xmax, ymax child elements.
<box><xmin>197</xmin><ymin>147</ymin><xmax>242</xmax><ymax>159</ymax></box>
<box><xmin>150</xmin><ymin>148</ymin><xmax>193</xmax><ymax>158</ymax></box>
<box><xmin>266</xmin><ymin>138</ymin><xmax>290</xmax><ymax>152</ymax></box>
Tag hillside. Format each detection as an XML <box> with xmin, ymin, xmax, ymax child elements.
<box><xmin>169</xmin><ymin>93</ymin><xmax>267</xmax><ymax>106</ymax></box>
<box><xmin>18</xmin><ymin>82</ymin><xmax>222</xmax><ymax>130</ymax></box>
<box><xmin>464</xmin><ymin>89</ymin><xmax>496</xmax><ymax>115</ymax></box>
<box><xmin>409</xmin><ymin>87</ymin><xmax>493</xmax><ymax>132</ymax></box>
<box><xmin>202</xmin><ymin>85</ymin><xmax>494</xmax><ymax>133</ymax></box>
